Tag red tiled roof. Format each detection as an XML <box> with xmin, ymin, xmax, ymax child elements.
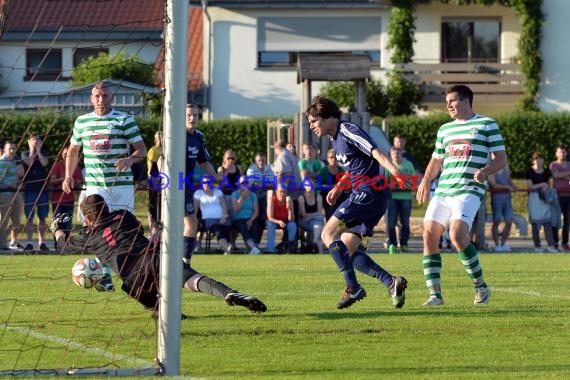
<box><xmin>154</xmin><ymin>8</ymin><xmax>203</xmax><ymax>91</ymax></box>
<box><xmin>3</xmin><ymin>0</ymin><xmax>164</xmax><ymax>30</ymax></box>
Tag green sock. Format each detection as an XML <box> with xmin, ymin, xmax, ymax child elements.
<box><xmin>423</xmin><ymin>254</ymin><xmax>442</xmax><ymax>299</ymax></box>
<box><xmin>458</xmin><ymin>243</ymin><xmax>486</xmax><ymax>287</ymax></box>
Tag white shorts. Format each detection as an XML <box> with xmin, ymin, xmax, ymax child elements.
<box><xmin>85</xmin><ymin>186</ymin><xmax>135</xmax><ymax>212</ymax></box>
<box><xmin>424</xmin><ymin>194</ymin><xmax>481</xmax><ymax>231</ymax></box>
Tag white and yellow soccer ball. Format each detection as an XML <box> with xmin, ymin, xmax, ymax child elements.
<box><xmin>71</xmin><ymin>258</ymin><xmax>104</xmax><ymax>288</ymax></box>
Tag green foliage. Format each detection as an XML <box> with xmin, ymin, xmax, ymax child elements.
<box><xmin>388</xmin><ymin>0</ymin><xmax>543</xmax><ymax>110</ymax></box>
<box><xmin>386</xmin><ymin>70</ymin><xmax>424</xmax><ymax>116</ymax></box>
<box><xmin>319</xmin><ymin>79</ymin><xmax>419</xmax><ymax>118</ymax></box>
<box><xmin>197</xmin><ymin>118</ymin><xmax>268</xmax><ymax>167</ymax></box>
<box><xmin>317</xmin><ymin>81</ymin><xmax>357</xmax><ymax>109</ymax></box>
<box><xmin>387</xmin><ymin>0</ymin><xmax>416</xmax><ymax>64</ymax></box>
<box><xmin>71</xmin><ymin>52</ymin><xmax>155</xmax><ymax>87</ymax></box>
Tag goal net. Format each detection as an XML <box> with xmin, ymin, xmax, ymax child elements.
<box><xmin>0</xmin><ymin>0</ymin><xmax>177</xmax><ymax>375</ymax></box>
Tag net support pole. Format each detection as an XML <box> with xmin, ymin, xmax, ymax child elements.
<box><xmin>157</xmin><ymin>0</ymin><xmax>189</xmax><ymax>376</ymax></box>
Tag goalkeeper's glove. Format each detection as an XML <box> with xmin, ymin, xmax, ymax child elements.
<box><xmin>49</xmin><ymin>213</ymin><xmax>72</xmax><ymax>234</ymax></box>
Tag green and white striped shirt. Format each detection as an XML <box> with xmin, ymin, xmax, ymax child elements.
<box><xmin>71</xmin><ymin>109</ymin><xmax>143</xmax><ymax>188</ymax></box>
<box><xmin>433</xmin><ymin>114</ymin><xmax>505</xmax><ymax>199</ymax></box>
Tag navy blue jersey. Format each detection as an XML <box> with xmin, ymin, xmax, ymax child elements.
<box><xmin>185</xmin><ymin>129</ymin><xmax>211</xmax><ymax>185</ymax></box>
<box><xmin>331</xmin><ymin>121</ymin><xmax>387</xmax><ymax>193</ymax></box>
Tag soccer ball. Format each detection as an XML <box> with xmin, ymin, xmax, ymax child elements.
<box><xmin>71</xmin><ymin>258</ymin><xmax>104</xmax><ymax>288</ymax></box>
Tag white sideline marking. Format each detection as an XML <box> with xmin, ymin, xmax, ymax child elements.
<box><xmin>5</xmin><ymin>325</ymin><xmax>154</xmax><ymax>367</ymax></box>
<box><xmin>492</xmin><ymin>287</ymin><xmax>570</xmax><ymax>300</ymax></box>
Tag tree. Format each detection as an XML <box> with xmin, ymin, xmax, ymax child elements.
<box><xmin>71</xmin><ymin>52</ymin><xmax>155</xmax><ymax>87</ymax></box>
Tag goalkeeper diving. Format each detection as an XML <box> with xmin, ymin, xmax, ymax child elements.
<box><xmin>50</xmin><ymin>194</ymin><xmax>267</xmax><ymax>316</ymax></box>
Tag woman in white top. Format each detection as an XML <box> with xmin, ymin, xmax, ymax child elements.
<box><xmin>193</xmin><ymin>181</ymin><xmax>233</xmax><ymax>254</ymax></box>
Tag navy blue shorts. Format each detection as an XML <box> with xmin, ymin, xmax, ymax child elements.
<box><xmin>184</xmin><ymin>190</ymin><xmax>195</xmax><ymax>216</ymax></box>
<box><xmin>332</xmin><ymin>190</ymin><xmax>388</xmax><ymax>237</ymax></box>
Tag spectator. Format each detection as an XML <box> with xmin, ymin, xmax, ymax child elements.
<box><xmin>245</xmin><ymin>152</ymin><xmax>275</xmax><ymax>244</ymax></box>
<box><xmin>49</xmin><ymin>147</ymin><xmax>83</xmax><ymax>239</ymax></box>
<box><xmin>0</xmin><ymin>141</ymin><xmax>24</xmax><ymax>250</ymax></box>
<box><xmin>298</xmin><ymin>143</ymin><xmax>324</xmax><ymax>182</ymax></box>
<box><xmin>218</xmin><ymin>149</ymin><xmax>242</xmax><ymax>200</ymax></box>
<box><xmin>286</xmin><ymin>143</ymin><xmax>297</xmax><ymax>157</ymax></box>
<box><xmin>265</xmin><ymin>184</ymin><xmax>297</xmax><ymax>254</ymax></box>
<box><xmin>385</xmin><ymin>147</ymin><xmax>416</xmax><ymax>253</ymax></box>
<box><xmin>147</xmin><ymin>131</ymin><xmax>163</xmax><ymax>240</ymax></box>
<box><xmin>319</xmin><ymin>148</ymin><xmax>347</xmax><ymax>221</ymax></box>
<box><xmin>193</xmin><ymin>180</ymin><xmax>234</xmax><ymax>255</ymax></box>
<box><xmin>297</xmin><ymin>181</ymin><xmax>325</xmax><ymax>254</ymax></box>
<box><xmin>230</xmin><ymin>177</ymin><xmax>261</xmax><ymax>255</ymax></box>
<box><xmin>272</xmin><ymin>139</ymin><xmax>302</xmax><ymax>198</ymax></box>
<box><xmin>526</xmin><ymin>152</ymin><xmax>557</xmax><ymax>253</ymax></box>
<box><xmin>549</xmin><ymin>144</ymin><xmax>570</xmax><ymax>251</ymax></box>
<box><xmin>393</xmin><ymin>134</ymin><xmax>421</xmax><ymax>173</ymax></box>
<box><xmin>1</xmin><ymin>141</ymin><xmax>24</xmax><ymax>250</ymax></box>
<box><xmin>488</xmin><ymin>165</ymin><xmax>517</xmax><ymax>252</ymax></box>
<box><xmin>21</xmin><ymin>132</ymin><xmax>50</xmax><ymax>252</ymax></box>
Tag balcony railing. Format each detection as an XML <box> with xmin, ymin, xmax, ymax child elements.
<box><xmin>397</xmin><ymin>63</ymin><xmax>524</xmax><ymax>103</ymax></box>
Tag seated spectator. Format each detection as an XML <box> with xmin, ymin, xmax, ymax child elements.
<box><xmin>49</xmin><ymin>147</ymin><xmax>84</xmax><ymax>238</ymax></box>
<box><xmin>298</xmin><ymin>143</ymin><xmax>324</xmax><ymax>182</ymax></box>
<box><xmin>319</xmin><ymin>148</ymin><xmax>347</xmax><ymax>221</ymax></box>
<box><xmin>246</xmin><ymin>152</ymin><xmax>275</xmax><ymax>244</ymax></box>
<box><xmin>230</xmin><ymin>177</ymin><xmax>261</xmax><ymax>255</ymax></box>
<box><xmin>218</xmin><ymin>149</ymin><xmax>243</xmax><ymax>203</ymax></box>
<box><xmin>297</xmin><ymin>181</ymin><xmax>325</xmax><ymax>253</ymax></box>
<box><xmin>193</xmin><ymin>181</ymin><xmax>233</xmax><ymax>254</ymax></box>
<box><xmin>266</xmin><ymin>184</ymin><xmax>296</xmax><ymax>253</ymax></box>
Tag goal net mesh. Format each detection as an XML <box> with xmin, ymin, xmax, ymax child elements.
<box><xmin>0</xmin><ymin>0</ymin><xmax>169</xmax><ymax>375</ymax></box>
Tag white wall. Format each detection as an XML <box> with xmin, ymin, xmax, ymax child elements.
<box><xmin>414</xmin><ymin>2</ymin><xmax>519</xmax><ymax>64</ymax></box>
<box><xmin>0</xmin><ymin>42</ymin><xmax>160</xmax><ymax>95</ymax></box>
<box><xmin>204</xmin><ymin>8</ymin><xmax>389</xmax><ymax>120</ymax></box>
<box><xmin>538</xmin><ymin>0</ymin><xmax>570</xmax><ymax>112</ymax></box>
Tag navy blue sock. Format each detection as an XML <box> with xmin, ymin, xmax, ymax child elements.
<box><xmin>328</xmin><ymin>240</ymin><xmax>359</xmax><ymax>290</ymax></box>
<box><xmin>183</xmin><ymin>236</ymin><xmax>195</xmax><ymax>270</ymax></box>
<box><xmin>352</xmin><ymin>248</ymin><xmax>393</xmax><ymax>288</ymax></box>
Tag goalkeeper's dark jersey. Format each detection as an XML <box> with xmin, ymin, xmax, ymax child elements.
<box><xmin>58</xmin><ymin>210</ymin><xmax>152</xmax><ymax>280</ymax></box>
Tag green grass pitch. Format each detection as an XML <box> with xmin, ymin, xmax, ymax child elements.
<box><xmin>2</xmin><ymin>253</ymin><xmax>570</xmax><ymax>379</ymax></box>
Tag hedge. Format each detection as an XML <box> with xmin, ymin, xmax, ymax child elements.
<box><xmin>2</xmin><ymin>111</ymin><xmax>569</xmax><ymax>178</ymax></box>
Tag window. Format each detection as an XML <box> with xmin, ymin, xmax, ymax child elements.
<box><xmin>441</xmin><ymin>19</ymin><xmax>500</xmax><ymax>63</ymax></box>
<box><xmin>25</xmin><ymin>49</ymin><xmax>62</xmax><ymax>80</ymax></box>
<box><xmin>258</xmin><ymin>51</ymin><xmax>380</xmax><ymax>68</ymax></box>
<box><xmin>258</xmin><ymin>17</ymin><xmax>381</xmax><ymax>68</ymax></box>
<box><xmin>73</xmin><ymin>48</ymin><xmax>109</xmax><ymax>67</ymax></box>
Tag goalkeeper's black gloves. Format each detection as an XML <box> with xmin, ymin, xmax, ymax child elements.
<box><xmin>49</xmin><ymin>213</ymin><xmax>72</xmax><ymax>234</ymax></box>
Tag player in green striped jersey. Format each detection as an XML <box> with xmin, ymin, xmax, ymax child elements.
<box><xmin>63</xmin><ymin>82</ymin><xmax>147</xmax><ymax>292</ymax></box>
<box><xmin>416</xmin><ymin>85</ymin><xmax>507</xmax><ymax>306</ymax></box>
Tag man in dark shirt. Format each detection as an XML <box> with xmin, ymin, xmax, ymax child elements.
<box><xmin>21</xmin><ymin>132</ymin><xmax>50</xmax><ymax>252</ymax></box>
<box><xmin>51</xmin><ymin>194</ymin><xmax>267</xmax><ymax>315</ymax></box>
<box><xmin>306</xmin><ymin>96</ymin><xmax>408</xmax><ymax>310</ymax></box>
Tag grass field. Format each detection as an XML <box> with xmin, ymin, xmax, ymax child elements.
<box><xmin>2</xmin><ymin>253</ymin><xmax>570</xmax><ymax>379</ymax></box>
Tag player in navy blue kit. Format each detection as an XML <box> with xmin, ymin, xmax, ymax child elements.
<box><xmin>182</xmin><ymin>104</ymin><xmax>220</xmax><ymax>268</ymax></box>
<box><xmin>306</xmin><ymin>96</ymin><xmax>408</xmax><ymax>309</ymax></box>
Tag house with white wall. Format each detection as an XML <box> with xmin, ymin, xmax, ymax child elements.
<box><xmin>188</xmin><ymin>0</ymin><xmax>569</xmax><ymax>119</ymax></box>
<box><xmin>0</xmin><ymin>0</ymin><xmax>163</xmax><ymax>111</ymax></box>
